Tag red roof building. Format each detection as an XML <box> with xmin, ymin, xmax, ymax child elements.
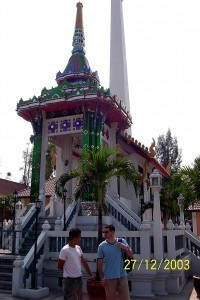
<box><xmin>187</xmin><ymin>200</ymin><xmax>200</xmax><ymax>236</ymax></box>
<box><xmin>0</xmin><ymin>179</ymin><xmax>26</xmax><ymax>198</ymax></box>
<box><xmin>17</xmin><ymin>178</ymin><xmax>56</xmax><ymax>198</ymax></box>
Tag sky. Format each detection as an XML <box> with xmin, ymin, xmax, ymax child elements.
<box><xmin>0</xmin><ymin>0</ymin><xmax>200</xmax><ymax>182</ymax></box>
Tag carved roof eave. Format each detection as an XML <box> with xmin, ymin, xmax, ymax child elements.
<box><xmin>56</xmin><ymin>72</ymin><xmax>99</xmax><ymax>85</ymax></box>
<box><xmin>17</xmin><ymin>94</ymin><xmax>132</xmax><ymax>130</ymax></box>
<box><xmin>118</xmin><ymin>132</ymin><xmax>170</xmax><ymax>178</ymax></box>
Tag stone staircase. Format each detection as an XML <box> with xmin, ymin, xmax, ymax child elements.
<box><xmin>0</xmin><ymin>257</ymin><xmax>15</xmax><ymax>292</ymax></box>
<box><xmin>19</xmin><ymin>216</ymin><xmax>56</xmax><ymax>256</ymax></box>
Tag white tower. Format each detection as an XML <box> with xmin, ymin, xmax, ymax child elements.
<box><xmin>110</xmin><ymin>0</ymin><xmax>131</xmax><ymax>134</ymax></box>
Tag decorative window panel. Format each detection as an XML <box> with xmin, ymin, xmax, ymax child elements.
<box><xmin>48</xmin><ymin>114</ymin><xmax>83</xmax><ymax>136</ymax></box>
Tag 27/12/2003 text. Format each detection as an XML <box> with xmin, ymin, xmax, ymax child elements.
<box><xmin>124</xmin><ymin>259</ymin><xmax>190</xmax><ymax>271</ymax></box>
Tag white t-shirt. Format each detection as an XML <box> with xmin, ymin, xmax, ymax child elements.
<box><xmin>59</xmin><ymin>244</ymin><xmax>83</xmax><ymax>278</ymax></box>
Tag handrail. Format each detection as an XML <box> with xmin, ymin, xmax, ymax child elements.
<box><xmin>22</xmin><ymin>230</ymin><xmax>47</xmax><ymax>288</ymax></box>
<box><xmin>106</xmin><ymin>194</ymin><xmax>141</xmax><ymax>223</ymax></box>
<box><xmin>106</xmin><ymin>195</ymin><xmax>140</xmax><ymax>230</ymax></box>
<box><xmin>61</xmin><ymin>201</ymin><xmax>78</xmax><ymax>230</ymax></box>
<box><xmin>185</xmin><ymin>230</ymin><xmax>200</xmax><ymax>257</ymax></box>
<box><xmin>21</xmin><ymin>204</ymin><xmax>37</xmax><ymax>237</ymax></box>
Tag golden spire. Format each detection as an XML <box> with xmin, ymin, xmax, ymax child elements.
<box><xmin>75</xmin><ymin>2</ymin><xmax>83</xmax><ymax>29</ymax></box>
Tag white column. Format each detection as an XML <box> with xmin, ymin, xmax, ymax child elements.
<box><xmin>152</xmin><ymin>187</ymin><xmax>163</xmax><ymax>260</ymax></box>
<box><xmin>110</xmin><ymin>0</ymin><xmax>131</xmax><ymax>134</ymax></box>
<box><xmin>180</xmin><ymin>208</ymin><xmax>185</xmax><ymax>224</ymax></box>
<box><xmin>178</xmin><ymin>194</ymin><xmax>185</xmax><ymax>224</ymax></box>
<box><xmin>56</xmin><ymin>146</ymin><xmax>64</xmax><ymax>178</ymax></box>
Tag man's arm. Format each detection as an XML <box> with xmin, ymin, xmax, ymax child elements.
<box><xmin>97</xmin><ymin>258</ymin><xmax>105</xmax><ymax>286</ymax></box>
<box><xmin>118</xmin><ymin>242</ymin><xmax>133</xmax><ymax>258</ymax></box>
<box><xmin>81</xmin><ymin>256</ymin><xmax>94</xmax><ymax>280</ymax></box>
<box><xmin>125</xmin><ymin>246</ymin><xmax>133</xmax><ymax>258</ymax></box>
<box><xmin>58</xmin><ymin>258</ymin><xmax>65</xmax><ymax>270</ymax></box>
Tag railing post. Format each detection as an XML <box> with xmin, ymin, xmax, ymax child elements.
<box><xmin>37</xmin><ymin>221</ymin><xmax>51</xmax><ymax>285</ymax></box>
<box><xmin>12</xmin><ymin>256</ymin><xmax>24</xmax><ymax>296</ymax></box>
<box><xmin>166</xmin><ymin>220</ymin><xmax>176</xmax><ymax>259</ymax></box>
<box><xmin>54</xmin><ymin>217</ymin><xmax>62</xmax><ymax>231</ymax></box>
<box><xmin>140</xmin><ymin>220</ymin><xmax>151</xmax><ymax>260</ymax></box>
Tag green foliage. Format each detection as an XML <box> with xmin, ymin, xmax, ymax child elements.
<box><xmin>19</xmin><ymin>143</ymin><xmax>33</xmax><ymax>186</ymax></box>
<box><xmin>30</xmin><ymin>136</ymin><xmax>42</xmax><ymax>201</ymax></box>
<box><xmin>0</xmin><ymin>194</ymin><xmax>14</xmax><ymax>217</ymax></box>
<box><xmin>160</xmin><ymin>156</ymin><xmax>200</xmax><ymax>220</ymax></box>
<box><xmin>156</xmin><ymin>129</ymin><xmax>182</xmax><ymax>172</ymax></box>
<box><xmin>178</xmin><ymin>156</ymin><xmax>200</xmax><ymax>205</ymax></box>
<box><xmin>160</xmin><ymin>175</ymin><xmax>182</xmax><ymax>219</ymax></box>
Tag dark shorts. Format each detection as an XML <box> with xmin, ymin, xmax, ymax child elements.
<box><xmin>62</xmin><ymin>277</ymin><xmax>82</xmax><ymax>300</ymax></box>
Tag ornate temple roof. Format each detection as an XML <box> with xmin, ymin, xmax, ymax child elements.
<box><xmin>56</xmin><ymin>2</ymin><xmax>98</xmax><ymax>85</ymax></box>
<box><xmin>16</xmin><ymin>2</ymin><xmax>132</xmax><ymax>132</ymax></box>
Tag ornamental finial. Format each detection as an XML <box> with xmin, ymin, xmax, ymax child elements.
<box><xmin>75</xmin><ymin>2</ymin><xmax>83</xmax><ymax>29</ymax></box>
<box><xmin>72</xmin><ymin>2</ymin><xmax>85</xmax><ymax>55</ymax></box>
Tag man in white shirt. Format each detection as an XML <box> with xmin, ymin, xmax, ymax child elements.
<box><xmin>58</xmin><ymin>228</ymin><xmax>94</xmax><ymax>299</ymax></box>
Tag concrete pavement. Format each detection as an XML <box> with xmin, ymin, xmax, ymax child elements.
<box><xmin>0</xmin><ymin>279</ymin><xmax>198</xmax><ymax>300</ymax></box>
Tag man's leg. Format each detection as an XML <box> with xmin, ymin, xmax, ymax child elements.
<box><xmin>63</xmin><ymin>278</ymin><xmax>82</xmax><ymax>300</ymax></box>
<box><xmin>105</xmin><ymin>278</ymin><xmax>118</xmax><ymax>300</ymax></box>
<box><xmin>118</xmin><ymin>277</ymin><xmax>131</xmax><ymax>300</ymax></box>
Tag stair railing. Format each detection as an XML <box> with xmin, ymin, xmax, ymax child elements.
<box><xmin>106</xmin><ymin>194</ymin><xmax>141</xmax><ymax>230</ymax></box>
<box><xmin>185</xmin><ymin>230</ymin><xmax>200</xmax><ymax>258</ymax></box>
<box><xmin>62</xmin><ymin>201</ymin><xmax>78</xmax><ymax>230</ymax></box>
<box><xmin>22</xmin><ymin>222</ymin><xmax>50</xmax><ymax>288</ymax></box>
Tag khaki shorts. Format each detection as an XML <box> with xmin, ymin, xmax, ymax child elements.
<box><xmin>105</xmin><ymin>277</ymin><xmax>130</xmax><ymax>300</ymax></box>
<box><xmin>62</xmin><ymin>277</ymin><xmax>82</xmax><ymax>300</ymax></box>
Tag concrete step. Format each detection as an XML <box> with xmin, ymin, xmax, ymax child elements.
<box><xmin>0</xmin><ymin>258</ymin><xmax>14</xmax><ymax>266</ymax></box>
<box><xmin>0</xmin><ymin>266</ymin><xmax>12</xmax><ymax>274</ymax></box>
<box><xmin>0</xmin><ymin>280</ymin><xmax>12</xmax><ymax>290</ymax></box>
<box><xmin>0</xmin><ymin>273</ymin><xmax>12</xmax><ymax>280</ymax></box>
<box><xmin>0</xmin><ymin>288</ymin><xmax>12</xmax><ymax>294</ymax></box>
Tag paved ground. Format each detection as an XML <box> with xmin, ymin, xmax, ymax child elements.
<box><xmin>0</xmin><ymin>279</ymin><xmax>198</xmax><ymax>300</ymax></box>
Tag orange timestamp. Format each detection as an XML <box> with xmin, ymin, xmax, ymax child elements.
<box><xmin>124</xmin><ymin>259</ymin><xmax>190</xmax><ymax>271</ymax></box>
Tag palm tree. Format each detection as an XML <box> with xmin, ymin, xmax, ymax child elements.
<box><xmin>160</xmin><ymin>156</ymin><xmax>200</xmax><ymax>224</ymax></box>
<box><xmin>178</xmin><ymin>156</ymin><xmax>200</xmax><ymax>207</ymax></box>
<box><xmin>55</xmin><ymin>147</ymin><xmax>137</xmax><ymax>246</ymax></box>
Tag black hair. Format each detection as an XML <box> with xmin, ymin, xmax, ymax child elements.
<box><xmin>104</xmin><ymin>224</ymin><xmax>115</xmax><ymax>232</ymax></box>
<box><xmin>69</xmin><ymin>228</ymin><xmax>81</xmax><ymax>241</ymax></box>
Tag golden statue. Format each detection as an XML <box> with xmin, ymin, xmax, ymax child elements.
<box><xmin>149</xmin><ymin>138</ymin><xmax>156</xmax><ymax>157</ymax></box>
<box><xmin>166</xmin><ymin>161</ymin><xmax>171</xmax><ymax>174</ymax></box>
<box><xmin>146</xmin><ymin>178</ymin><xmax>151</xmax><ymax>191</ymax></box>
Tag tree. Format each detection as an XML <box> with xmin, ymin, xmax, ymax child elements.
<box><xmin>55</xmin><ymin>147</ymin><xmax>137</xmax><ymax>246</ymax></box>
<box><xmin>156</xmin><ymin>129</ymin><xmax>182</xmax><ymax>173</ymax></box>
<box><xmin>19</xmin><ymin>143</ymin><xmax>33</xmax><ymax>186</ymax></box>
<box><xmin>178</xmin><ymin>156</ymin><xmax>200</xmax><ymax>207</ymax></box>
<box><xmin>156</xmin><ymin>129</ymin><xmax>182</xmax><ymax>224</ymax></box>
<box><xmin>160</xmin><ymin>173</ymin><xmax>182</xmax><ymax>224</ymax></box>
<box><xmin>20</xmin><ymin>140</ymin><xmax>56</xmax><ymax>185</ymax></box>
<box><xmin>160</xmin><ymin>156</ymin><xmax>200</xmax><ymax>225</ymax></box>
